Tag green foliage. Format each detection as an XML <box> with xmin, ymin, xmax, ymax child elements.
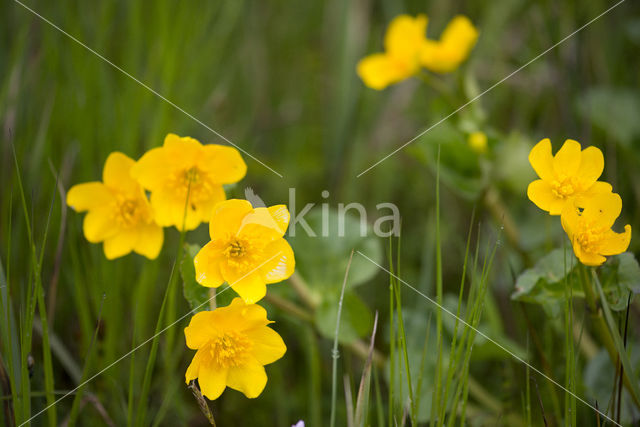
<box><xmin>180</xmin><ymin>243</ymin><xmax>210</xmax><ymax>313</ymax></box>
<box><xmin>315</xmin><ymin>292</ymin><xmax>373</xmax><ymax>343</ymax></box>
<box><xmin>513</xmin><ymin>249</ymin><xmax>640</xmax><ymax>315</ymax></box>
<box><xmin>577</xmin><ymin>87</ymin><xmax>640</xmax><ymax>147</ymax></box>
<box><xmin>289</xmin><ymin>208</ymin><xmax>383</xmax><ymax>292</ymax></box>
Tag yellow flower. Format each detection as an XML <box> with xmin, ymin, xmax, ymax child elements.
<box><xmin>357</xmin><ymin>14</ymin><xmax>428</xmax><ymax>90</ymax></box>
<box><xmin>66</xmin><ymin>152</ymin><xmax>163</xmax><ymax>260</ymax></box>
<box><xmin>194</xmin><ymin>199</ymin><xmax>295</xmax><ymax>303</ymax></box>
<box><xmin>184</xmin><ymin>298</ymin><xmax>286</xmax><ymax>400</ymax></box>
<box><xmin>420</xmin><ymin>15</ymin><xmax>478</xmax><ymax>73</ymax></box>
<box><xmin>468</xmin><ymin>131</ymin><xmax>488</xmax><ymax>154</ymax></box>
<box><xmin>527</xmin><ymin>138</ymin><xmax>612</xmax><ymax>215</ymax></box>
<box><xmin>561</xmin><ymin>192</ymin><xmax>631</xmax><ymax>266</ymax></box>
<box><xmin>130</xmin><ymin>133</ymin><xmax>247</xmax><ymax>231</ymax></box>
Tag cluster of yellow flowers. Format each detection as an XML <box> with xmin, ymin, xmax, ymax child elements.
<box><xmin>67</xmin><ymin>133</ymin><xmax>247</xmax><ymax>259</ymax></box>
<box><xmin>357</xmin><ymin>14</ymin><xmax>478</xmax><ymax>90</ymax></box>
<box><xmin>67</xmin><ymin>133</ymin><xmax>294</xmax><ymax>401</ymax></box>
<box><xmin>185</xmin><ymin>198</ymin><xmax>294</xmax><ymax>400</ymax></box>
<box><xmin>527</xmin><ymin>138</ymin><xmax>631</xmax><ymax>266</ymax></box>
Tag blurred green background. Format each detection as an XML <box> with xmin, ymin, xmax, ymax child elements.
<box><xmin>2</xmin><ymin>0</ymin><xmax>640</xmax><ymax>425</ymax></box>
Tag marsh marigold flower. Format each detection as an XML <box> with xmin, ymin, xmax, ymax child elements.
<box><xmin>527</xmin><ymin>138</ymin><xmax>612</xmax><ymax>215</ymax></box>
<box><xmin>131</xmin><ymin>133</ymin><xmax>247</xmax><ymax>231</ymax></box>
<box><xmin>194</xmin><ymin>199</ymin><xmax>295</xmax><ymax>303</ymax></box>
<box><xmin>67</xmin><ymin>152</ymin><xmax>163</xmax><ymax>260</ymax></box>
<box><xmin>184</xmin><ymin>298</ymin><xmax>286</xmax><ymax>400</ymax></box>
<box><xmin>561</xmin><ymin>192</ymin><xmax>631</xmax><ymax>266</ymax></box>
<box><xmin>420</xmin><ymin>15</ymin><xmax>478</xmax><ymax>73</ymax></box>
<box><xmin>357</xmin><ymin>14</ymin><xmax>429</xmax><ymax>90</ymax></box>
<box><xmin>357</xmin><ymin>14</ymin><xmax>477</xmax><ymax>90</ymax></box>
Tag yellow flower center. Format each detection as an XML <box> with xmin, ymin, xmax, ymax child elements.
<box><xmin>551</xmin><ymin>176</ymin><xmax>580</xmax><ymax>199</ymax></box>
<box><xmin>209</xmin><ymin>331</ymin><xmax>252</xmax><ymax>368</ymax></box>
<box><xmin>115</xmin><ymin>198</ymin><xmax>146</xmax><ymax>227</ymax></box>
<box><xmin>223</xmin><ymin>238</ymin><xmax>263</xmax><ymax>270</ymax></box>
<box><xmin>167</xmin><ymin>166</ymin><xmax>216</xmax><ymax>205</ymax></box>
<box><xmin>574</xmin><ymin>220</ymin><xmax>607</xmax><ymax>255</ymax></box>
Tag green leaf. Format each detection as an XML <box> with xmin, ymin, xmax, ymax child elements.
<box><xmin>406</xmin><ymin>121</ymin><xmax>485</xmax><ymax>200</ymax></box>
<box><xmin>511</xmin><ymin>247</ymin><xmax>582</xmax><ymax>315</ymax></box>
<box><xmin>289</xmin><ymin>207</ymin><xmax>383</xmax><ymax>293</ymax></box>
<box><xmin>577</xmin><ymin>87</ymin><xmax>640</xmax><ymax>147</ymax></box>
<box><xmin>314</xmin><ymin>291</ymin><xmax>372</xmax><ymax>344</ymax></box>
<box><xmin>181</xmin><ymin>243</ymin><xmax>210</xmax><ymax>313</ymax></box>
<box><xmin>599</xmin><ymin>252</ymin><xmax>640</xmax><ymax>311</ymax></box>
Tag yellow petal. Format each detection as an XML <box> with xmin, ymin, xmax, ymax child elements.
<box><xmin>385</xmin><ymin>14</ymin><xmax>428</xmax><ymax>60</ymax></box>
<box><xmin>561</xmin><ymin>198</ymin><xmax>580</xmax><ymax>238</ymax></box>
<box><xmin>184</xmin><ymin>311</ymin><xmax>217</xmax><ymax>349</ymax></box>
<box><xmin>421</xmin><ymin>15</ymin><xmax>478</xmax><ymax>73</ymax></box>
<box><xmin>130</xmin><ymin>147</ymin><xmax>171</xmax><ymax>191</ymax></box>
<box><xmin>573</xmin><ymin>243</ymin><xmax>606</xmax><ymax>266</ymax></box>
<box><xmin>527</xmin><ymin>180</ymin><xmax>564</xmax><ymax>215</ymax></box>
<box><xmin>440</xmin><ymin>15</ymin><xmax>479</xmax><ymax>52</ymax></box>
<box><xmin>163</xmin><ymin>133</ymin><xmax>203</xmax><ymax>169</ymax></box>
<box><xmin>552</xmin><ymin>139</ymin><xmax>581</xmax><ymax>178</ymax></box>
<box><xmin>222</xmin><ymin>266</ymin><xmax>267</xmax><ymax>304</ymax></box>
<box><xmin>103</xmin><ymin>152</ymin><xmax>138</xmax><ymax>193</ymax></box>
<box><xmin>194</xmin><ymin>241</ymin><xmax>226</xmax><ymax>288</ymax></box>
<box><xmin>245</xmin><ymin>326</ymin><xmax>287</xmax><ymax>365</ymax></box>
<box><xmin>150</xmin><ymin>189</ymin><xmax>201</xmax><ymax>231</ymax></box>
<box><xmin>357</xmin><ymin>54</ymin><xmax>412</xmax><ymax>90</ymax></box>
<box><xmin>198</xmin><ymin>363</ymin><xmax>228</xmax><ymax>400</ymax></box>
<box><xmin>528</xmin><ymin>138</ymin><xmax>555</xmax><ymax>181</ymax></box>
<box><xmin>239</xmin><ymin>208</ymin><xmax>285</xmax><ymax>241</ymax></box>
<box><xmin>185</xmin><ymin>349</ymin><xmax>205</xmax><ymax>383</ymax></box>
<box><xmin>575</xmin><ymin>146</ymin><xmax>604</xmax><ymax>187</ymax></box>
<box><xmin>582</xmin><ymin>181</ymin><xmax>612</xmax><ymax>198</ymax></box>
<box><xmin>268</xmin><ymin>205</ymin><xmax>291</xmax><ymax>234</ymax></box>
<box><xmin>582</xmin><ymin>192</ymin><xmax>622</xmax><ymax>229</ymax></box>
<box><xmin>66</xmin><ymin>182</ymin><xmax>114</xmax><ymax>212</ymax></box>
<box><xmin>226</xmin><ymin>359</ymin><xmax>267</xmax><ymax>399</ymax></box>
<box><xmin>133</xmin><ymin>223</ymin><xmax>164</xmax><ymax>260</ymax></box>
<box><xmin>103</xmin><ymin>227</ymin><xmax>139</xmax><ymax>259</ymax></box>
<box><xmin>198</xmin><ymin>144</ymin><xmax>247</xmax><ymax>184</ymax></box>
<box><xmin>599</xmin><ymin>225</ymin><xmax>631</xmax><ymax>256</ymax></box>
<box><xmin>260</xmin><ymin>239</ymin><xmax>295</xmax><ymax>284</ymax></box>
<box><xmin>83</xmin><ymin>206</ymin><xmax>117</xmax><ymax>243</ymax></box>
<box><xmin>190</xmin><ymin>184</ymin><xmax>227</xmax><ymax>226</ymax></box>
<box><xmin>209</xmin><ymin>199</ymin><xmax>253</xmax><ymax>240</ymax></box>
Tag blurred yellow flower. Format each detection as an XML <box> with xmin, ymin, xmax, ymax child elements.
<box><xmin>184</xmin><ymin>298</ymin><xmax>286</xmax><ymax>400</ymax></box>
<box><xmin>420</xmin><ymin>15</ymin><xmax>478</xmax><ymax>73</ymax></box>
<box><xmin>468</xmin><ymin>131</ymin><xmax>488</xmax><ymax>154</ymax></box>
<box><xmin>527</xmin><ymin>138</ymin><xmax>612</xmax><ymax>215</ymax></box>
<box><xmin>131</xmin><ymin>133</ymin><xmax>246</xmax><ymax>231</ymax></box>
<box><xmin>194</xmin><ymin>199</ymin><xmax>295</xmax><ymax>303</ymax></box>
<box><xmin>561</xmin><ymin>192</ymin><xmax>631</xmax><ymax>266</ymax></box>
<box><xmin>357</xmin><ymin>14</ymin><xmax>428</xmax><ymax>90</ymax></box>
<box><xmin>67</xmin><ymin>152</ymin><xmax>163</xmax><ymax>260</ymax></box>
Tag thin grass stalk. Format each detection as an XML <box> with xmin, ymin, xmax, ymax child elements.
<box><xmin>354</xmin><ymin>312</ymin><xmax>378</xmax><ymax>426</ymax></box>
<box><xmin>372</xmin><ymin>367</ymin><xmax>384</xmax><ymax>427</ymax></box>
<box><xmin>432</xmin><ymin>145</ymin><xmax>444</xmax><ymax>426</ymax></box>
<box><xmin>12</xmin><ymin>146</ymin><xmax>57</xmax><ymax>425</ymax></box>
<box><xmin>457</xmin><ymin>232</ymin><xmax>500</xmax><ymax>426</ymax></box>
<box><xmin>439</xmin><ymin>211</ymin><xmax>475</xmax><ymax>424</ymax></box>
<box><xmin>388</xmin><ymin>237</ymin><xmax>395</xmax><ymax>427</ymax></box>
<box><xmin>391</xmin><ymin>246</ymin><xmax>415</xmax><ymax>425</ymax></box>
<box><xmin>329</xmin><ymin>250</ymin><xmax>354</xmax><ymax>427</ymax></box>
<box><xmin>67</xmin><ymin>294</ymin><xmax>106</xmax><ymax>426</ymax></box>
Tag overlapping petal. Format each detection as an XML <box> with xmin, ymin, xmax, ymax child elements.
<box><xmin>183</xmin><ymin>298</ymin><xmax>285</xmax><ymax>401</ymax></box>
